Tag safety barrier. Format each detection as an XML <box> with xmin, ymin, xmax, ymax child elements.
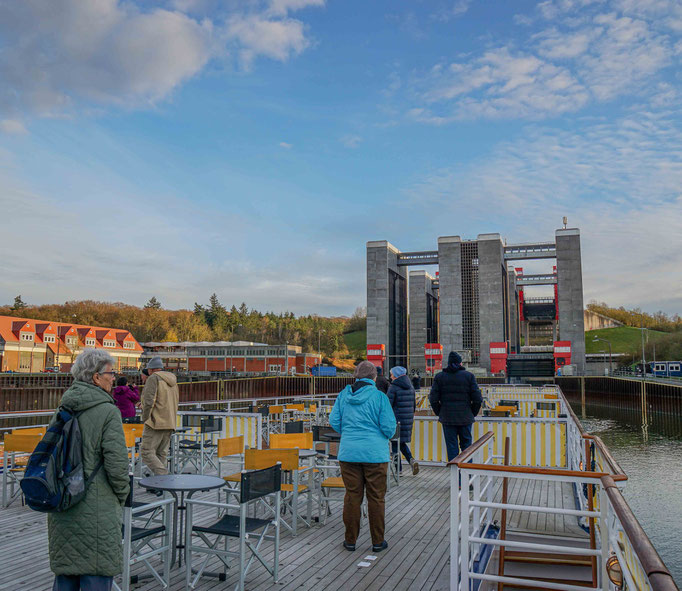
<box><xmin>176</xmin><ymin>411</ymin><xmax>262</xmax><ymax>450</ymax></box>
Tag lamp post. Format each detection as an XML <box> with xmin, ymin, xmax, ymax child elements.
<box><xmin>592</xmin><ymin>336</ymin><xmax>612</xmax><ymax>376</ymax></box>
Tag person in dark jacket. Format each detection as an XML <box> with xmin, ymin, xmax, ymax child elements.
<box><xmin>387</xmin><ymin>366</ymin><xmax>419</xmax><ymax>475</ymax></box>
<box><xmin>410</xmin><ymin>369</ymin><xmax>421</xmax><ymax>391</ymax></box>
<box><xmin>375</xmin><ymin>365</ymin><xmax>390</xmax><ymax>394</ymax></box>
<box><xmin>112</xmin><ymin>376</ymin><xmax>140</xmax><ymax>421</ymax></box>
<box><xmin>429</xmin><ymin>351</ymin><xmax>482</xmax><ymax>462</ymax></box>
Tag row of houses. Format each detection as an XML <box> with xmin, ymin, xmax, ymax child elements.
<box><xmin>0</xmin><ymin>316</ymin><xmax>323</xmax><ymax>375</ymax></box>
<box><xmin>0</xmin><ymin>315</ymin><xmax>143</xmax><ymax>372</ymax></box>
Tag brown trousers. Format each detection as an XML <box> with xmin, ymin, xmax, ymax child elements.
<box><xmin>339</xmin><ymin>461</ymin><xmax>388</xmax><ymax>545</ymax></box>
<box><xmin>140</xmin><ymin>426</ymin><xmax>173</xmax><ymax>475</ymax></box>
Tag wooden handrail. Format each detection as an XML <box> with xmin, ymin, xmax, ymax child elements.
<box><xmin>447</xmin><ymin>431</ymin><xmax>494</xmax><ymax>466</ymax></box>
<box><xmin>601</xmin><ymin>475</ymin><xmax>679</xmax><ymax>591</ymax></box>
<box><xmin>583</xmin><ymin>434</ymin><xmax>627</xmax><ymax>480</ymax></box>
<box><xmin>458</xmin><ymin>463</ymin><xmax>623</xmax><ymax>481</ymax></box>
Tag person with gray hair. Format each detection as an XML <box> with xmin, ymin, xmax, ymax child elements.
<box><xmin>140</xmin><ymin>356</ymin><xmax>179</xmax><ymax>475</ymax></box>
<box><xmin>48</xmin><ymin>348</ymin><xmax>130</xmax><ymax>590</ymax></box>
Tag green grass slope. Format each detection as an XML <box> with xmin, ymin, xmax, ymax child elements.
<box><xmin>585</xmin><ymin>326</ymin><xmax>667</xmax><ymax>354</ymax></box>
<box><xmin>343</xmin><ymin>330</ymin><xmax>366</xmax><ymax>358</ymax></box>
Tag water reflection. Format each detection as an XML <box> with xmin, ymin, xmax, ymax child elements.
<box><xmin>575</xmin><ymin>403</ymin><xmax>682</xmax><ymax>585</ymax></box>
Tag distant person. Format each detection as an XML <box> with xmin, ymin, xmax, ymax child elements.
<box><xmin>112</xmin><ymin>376</ymin><xmax>140</xmax><ymax>422</ymax></box>
<box><xmin>411</xmin><ymin>369</ymin><xmax>421</xmax><ymax>391</ymax></box>
<box><xmin>48</xmin><ymin>348</ymin><xmax>130</xmax><ymax>591</ymax></box>
<box><xmin>387</xmin><ymin>366</ymin><xmax>418</xmax><ymax>475</ymax></box>
<box><xmin>375</xmin><ymin>365</ymin><xmax>390</xmax><ymax>394</ymax></box>
<box><xmin>140</xmin><ymin>357</ymin><xmax>179</xmax><ymax>475</ymax></box>
<box><xmin>330</xmin><ymin>361</ymin><xmax>396</xmax><ymax>553</ymax></box>
<box><xmin>429</xmin><ymin>351</ymin><xmax>482</xmax><ymax>462</ymax></box>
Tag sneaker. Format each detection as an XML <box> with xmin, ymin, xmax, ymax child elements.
<box><xmin>343</xmin><ymin>541</ymin><xmax>356</xmax><ymax>551</ymax></box>
<box><xmin>372</xmin><ymin>540</ymin><xmax>388</xmax><ymax>553</ymax></box>
<box><xmin>410</xmin><ymin>459</ymin><xmax>420</xmax><ymax>475</ymax></box>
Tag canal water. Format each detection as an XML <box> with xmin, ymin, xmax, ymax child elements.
<box><xmin>577</xmin><ymin>402</ymin><xmax>682</xmax><ymax>585</ymax></box>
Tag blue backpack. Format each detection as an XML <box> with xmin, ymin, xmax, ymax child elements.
<box><xmin>20</xmin><ymin>405</ymin><xmax>103</xmax><ymax>512</ymax></box>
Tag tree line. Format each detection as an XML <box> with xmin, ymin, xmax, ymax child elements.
<box><xmin>587</xmin><ymin>301</ymin><xmax>682</xmax><ymax>332</ymax></box>
<box><xmin>1</xmin><ymin>295</ymin><xmax>367</xmax><ymax>358</ymax></box>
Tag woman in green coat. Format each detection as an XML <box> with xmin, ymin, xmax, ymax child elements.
<box><xmin>48</xmin><ymin>349</ymin><xmax>130</xmax><ymax>591</ymax></box>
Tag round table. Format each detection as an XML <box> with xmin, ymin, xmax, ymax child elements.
<box><xmin>139</xmin><ymin>475</ymin><xmax>225</xmax><ymax>567</ymax></box>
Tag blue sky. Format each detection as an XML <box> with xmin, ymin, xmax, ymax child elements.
<box><xmin>1</xmin><ymin>0</ymin><xmax>681</xmax><ymax>316</ymax></box>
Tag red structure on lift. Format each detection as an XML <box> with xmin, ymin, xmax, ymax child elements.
<box><xmin>366</xmin><ymin>344</ymin><xmax>386</xmax><ymax>370</ymax></box>
<box><xmin>489</xmin><ymin>342</ymin><xmax>508</xmax><ymax>375</ymax></box>
<box><xmin>424</xmin><ymin>343</ymin><xmax>443</xmax><ymax>376</ymax></box>
<box><xmin>553</xmin><ymin>340</ymin><xmax>571</xmax><ymax>373</ymax></box>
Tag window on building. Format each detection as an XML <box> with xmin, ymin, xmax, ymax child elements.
<box><xmin>43</xmin><ymin>335</ymin><xmax>56</xmax><ymax>343</ymax></box>
<box><xmin>66</xmin><ymin>336</ymin><xmax>77</xmax><ymax>346</ymax></box>
<box><xmin>123</xmin><ymin>341</ymin><xmax>134</xmax><ymax>349</ymax></box>
<box><xmin>21</xmin><ymin>332</ymin><xmax>34</xmax><ymax>341</ymax></box>
<box><xmin>103</xmin><ymin>339</ymin><xmax>116</xmax><ymax>348</ymax></box>
<box><xmin>85</xmin><ymin>338</ymin><xmax>96</xmax><ymax>346</ymax></box>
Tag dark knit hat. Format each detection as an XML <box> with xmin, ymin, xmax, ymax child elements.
<box><xmin>354</xmin><ymin>360</ymin><xmax>378</xmax><ymax>381</ymax></box>
<box><xmin>448</xmin><ymin>351</ymin><xmax>463</xmax><ymax>366</ymax></box>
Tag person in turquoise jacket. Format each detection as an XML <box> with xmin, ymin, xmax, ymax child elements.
<box><xmin>329</xmin><ymin>361</ymin><xmax>396</xmax><ymax>553</ymax></box>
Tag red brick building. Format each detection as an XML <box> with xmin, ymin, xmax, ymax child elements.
<box><xmin>186</xmin><ymin>341</ymin><xmax>321</xmax><ymax>375</ymax></box>
<box><xmin>0</xmin><ymin>315</ymin><xmax>143</xmax><ymax>372</ymax></box>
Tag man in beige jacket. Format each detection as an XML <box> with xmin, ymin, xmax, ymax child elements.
<box><xmin>140</xmin><ymin>357</ymin><xmax>179</xmax><ymax>475</ymax></box>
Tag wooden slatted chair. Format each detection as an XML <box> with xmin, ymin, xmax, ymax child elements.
<box><xmin>270</xmin><ymin>433</ymin><xmax>313</xmax><ymax>450</ymax></box>
<box><xmin>244</xmin><ymin>448</ymin><xmax>313</xmax><ymax>536</ymax></box>
<box><xmin>2</xmin><ymin>433</ymin><xmax>42</xmax><ymax>507</ymax></box>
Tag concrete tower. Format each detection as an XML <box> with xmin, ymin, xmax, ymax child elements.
<box><xmin>555</xmin><ymin>228</ymin><xmax>586</xmax><ymax>373</ymax></box>
<box><xmin>437</xmin><ymin>236</ymin><xmax>463</xmax><ymax>358</ymax></box>
<box><xmin>408</xmin><ymin>270</ymin><xmax>438</xmax><ymax>372</ymax></box>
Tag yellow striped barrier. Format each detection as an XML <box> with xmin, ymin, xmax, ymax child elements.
<box><xmin>176</xmin><ymin>412</ymin><xmax>262</xmax><ymax>449</ymax></box>
<box><xmin>411</xmin><ymin>416</ymin><xmax>567</xmax><ymax>468</ymax></box>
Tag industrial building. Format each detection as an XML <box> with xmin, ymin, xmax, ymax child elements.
<box><xmin>0</xmin><ymin>315</ymin><xmax>143</xmax><ymax>372</ymax></box>
<box><xmin>366</xmin><ymin>228</ymin><xmax>585</xmax><ymax>374</ymax></box>
<box><xmin>141</xmin><ymin>341</ymin><xmax>322</xmax><ymax>375</ymax></box>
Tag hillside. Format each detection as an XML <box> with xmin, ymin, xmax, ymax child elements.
<box><xmin>343</xmin><ymin>330</ymin><xmax>366</xmax><ymax>358</ymax></box>
<box><xmin>585</xmin><ymin>326</ymin><xmax>667</xmax><ymax>354</ymax></box>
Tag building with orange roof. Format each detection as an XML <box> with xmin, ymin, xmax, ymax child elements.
<box><xmin>0</xmin><ymin>315</ymin><xmax>143</xmax><ymax>372</ymax></box>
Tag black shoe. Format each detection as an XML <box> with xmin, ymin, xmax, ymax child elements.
<box><xmin>343</xmin><ymin>541</ymin><xmax>356</xmax><ymax>551</ymax></box>
<box><xmin>372</xmin><ymin>540</ymin><xmax>388</xmax><ymax>553</ymax></box>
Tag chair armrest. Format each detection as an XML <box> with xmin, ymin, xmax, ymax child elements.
<box><xmin>132</xmin><ymin>497</ymin><xmax>174</xmax><ymax>514</ymax></box>
<box><xmin>186</xmin><ymin>498</ymin><xmax>240</xmax><ymax>510</ymax></box>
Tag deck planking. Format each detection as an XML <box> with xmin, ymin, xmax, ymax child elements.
<box><xmin>0</xmin><ymin>465</ymin><xmax>586</xmax><ymax>591</ymax></box>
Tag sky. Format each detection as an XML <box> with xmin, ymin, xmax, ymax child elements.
<box><xmin>1</xmin><ymin>0</ymin><xmax>681</xmax><ymax>317</ymax></box>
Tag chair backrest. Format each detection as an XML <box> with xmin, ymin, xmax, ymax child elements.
<box><xmin>123</xmin><ymin>424</ymin><xmax>144</xmax><ymax>438</ymax></box>
<box><xmin>258</xmin><ymin>406</ymin><xmax>270</xmax><ymax>417</ymax></box>
<box><xmin>245</xmin><ymin>448</ymin><xmax>298</xmax><ymax>471</ymax></box>
<box><xmin>312</xmin><ymin>425</ymin><xmax>336</xmax><ymax>441</ymax></box>
<box><xmin>124</xmin><ymin>430</ymin><xmax>137</xmax><ymax>448</ymax></box>
<box><xmin>309</xmin><ymin>403</ymin><xmax>317</xmax><ymax>413</ymax></box>
<box><xmin>499</xmin><ymin>399</ymin><xmax>520</xmax><ymax>409</ymax></box>
<box><xmin>490</xmin><ymin>410</ymin><xmax>511</xmax><ymax>417</ymax></box>
<box><xmin>124</xmin><ymin>474</ymin><xmax>134</xmax><ymax>508</ymax></box>
<box><xmin>218</xmin><ymin>435</ymin><xmax>245</xmax><ymax>457</ymax></box>
<box><xmin>270</xmin><ymin>432</ymin><xmax>313</xmax><ymax>450</ymax></box>
<box><xmin>240</xmin><ymin>464</ymin><xmax>282</xmax><ymax>504</ymax></box>
<box><xmin>284</xmin><ymin>420</ymin><xmax>304</xmax><ymax>434</ymax></box>
<box><xmin>269</xmin><ymin>405</ymin><xmax>284</xmax><ymax>415</ymax></box>
<box><xmin>12</xmin><ymin>427</ymin><xmax>47</xmax><ymax>436</ymax></box>
<box><xmin>3</xmin><ymin>433</ymin><xmax>42</xmax><ymax>453</ymax></box>
<box><xmin>201</xmin><ymin>417</ymin><xmax>222</xmax><ymax>434</ymax></box>
<box><xmin>286</xmin><ymin>403</ymin><xmax>305</xmax><ymax>412</ymax></box>
<box><xmin>182</xmin><ymin>414</ymin><xmax>203</xmax><ymax>428</ymax></box>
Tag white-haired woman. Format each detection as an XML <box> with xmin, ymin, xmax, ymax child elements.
<box><xmin>48</xmin><ymin>349</ymin><xmax>130</xmax><ymax>591</ymax></box>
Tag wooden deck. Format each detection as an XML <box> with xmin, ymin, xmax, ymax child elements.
<box><xmin>0</xmin><ymin>466</ymin><xmax>587</xmax><ymax>591</ymax></box>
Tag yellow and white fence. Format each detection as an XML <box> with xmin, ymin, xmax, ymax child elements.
<box><xmin>176</xmin><ymin>411</ymin><xmax>262</xmax><ymax>449</ymax></box>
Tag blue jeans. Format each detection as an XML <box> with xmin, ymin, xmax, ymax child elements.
<box><xmin>53</xmin><ymin>575</ymin><xmax>113</xmax><ymax>591</ymax></box>
<box><xmin>442</xmin><ymin>424</ymin><xmax>473</xmax><ymax>462</ymax></box>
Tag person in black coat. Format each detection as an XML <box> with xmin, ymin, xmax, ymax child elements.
<box><xmin>375</xmin><ymin>366</ymin><xmax>390</xmax><ymax>394</ymax></box>
<box><xmin>428</xmin><ymin>351</ymin><xmax>482</xmax><ymax>462</ymax></box>
<box><xmin>410</xmin><ymin>369</ymin><xmax>421</xmax><ymax>391</ymax></box>
<box><xmin>387</xmin><ymin>367</ymin><xmax>419</xmax><ymax>475</ymax></box>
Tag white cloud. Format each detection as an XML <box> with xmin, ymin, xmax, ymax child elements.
<box><xmin>0</xmin><ymin>119</ymin><xmax>27</xmax><ymax>135</ymax></box>
<box><xmin>0</xmin><ymin>1</ymin><xmax>212</xmax><ymax>119</ymax></box>
<box><xmin>409</xmin><ymin>0</ymin><xmax>678</xmax><ymax>122</ymax></box>
<box><xmin>415</xmin><ymin>48</ymin><xmax>589</xmax><ymax>121</ymax></box>
<box><xmin>226</xmin><ymin>14</ymin><xmax>309</xmax><ymax>66</ymax></box>
<box><xmin>340</xmin><ymin>134</ymin><xmax>363</xmax><ymax>148</ymax></box>
<box><xmin>268</xmin><ymin>0</ymin><xmax>325</xmax><ymax>17</ymax></box>
<box><xmin>279</xmin><ymin>141</ymin><xmax>293</xmax><ymax>148</ymax></box>
<box><xmin>0</xmin><ymin>0</ymin><xmax>323</xmax><ymax>123</ymax></box>
<box><xmin>432</xmin><ymin>0</ymin><xmax>472</xmax><ymax>22</ymax></box>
